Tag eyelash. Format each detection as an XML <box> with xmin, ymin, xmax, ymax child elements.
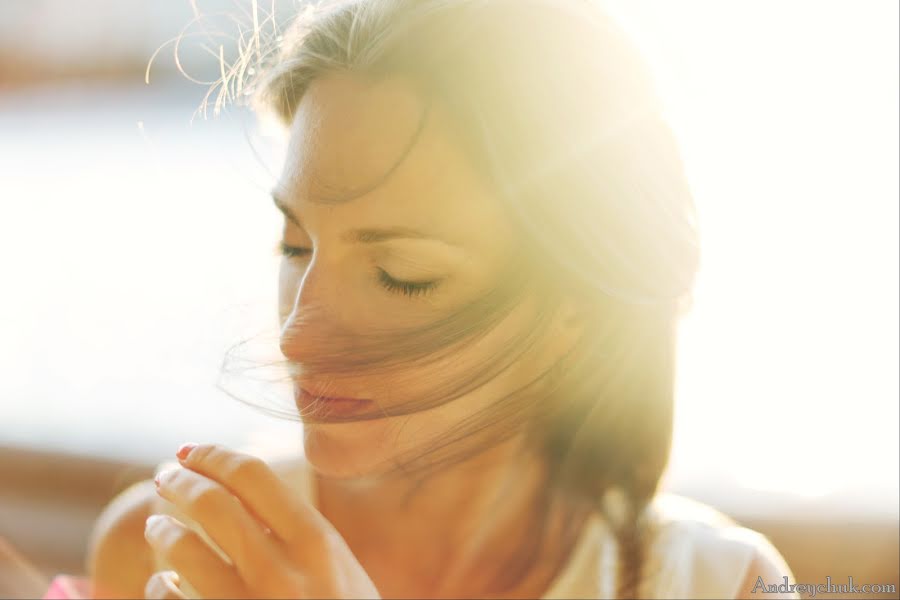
<box><xmin>277</xmin><ymin>241</ymin><xmax>311</xmax><ymax>259</ymax></box>
<box><xmin>376</xmin><ymin>268</ymin><xmax>440</xmax><ymax>297</ymax></box>
<box><xmin>276</xmin><ymin>241</ymin><xmax>440</xmax><ymax>298</ymax></box>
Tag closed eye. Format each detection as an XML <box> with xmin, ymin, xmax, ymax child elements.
<box><xmin>277</xmin><ymin>241</ymin><xmax>441</xmax><ymax>298</ymax></box>
<box><xmin>376</xmin><ymin>268</ymin><xmax>440</xmax><ymax>298</ymax></box>
<box><xmin>277</xmin><ymin>241</ymin><xmax>312</xmax><ymax>258</ymax></box>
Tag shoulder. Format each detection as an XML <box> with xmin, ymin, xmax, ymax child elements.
<box><xmin>86</xmin><ymin>478</ymin><xmax>158</xmax><ymax>599</ymax></box>
<box><xmin>639</xmin><ymin>493</ymin><xmax>799</xmax><ymax>599</ymax></box>
<box><xmin>733</xmin><ymin>542</ymin><xmax>799</xmax><ymax>600</ymax></box>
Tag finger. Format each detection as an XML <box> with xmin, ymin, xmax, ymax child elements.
<box><xmin>144</xmin><ymin>514</ymin><xmax>250</xmax><ymax>600</ymax></box>
<box><xmin>144</xmin><ymin>571</ymin><xmax>187</xmax><ymax>600</ymax></box>
<box><xmin>176</xmin><ymin>444</ymin><xmax>330</xmax><ymax>551</ymax></box>
<box><xmin>154</xmin><ymin>467</ymin><xmax>284</xmax><ymax>588</ymax></box>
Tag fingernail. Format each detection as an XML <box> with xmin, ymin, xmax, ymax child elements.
<box><xmin>155</xmin><ymin>468</ymin><xmax>176</xmax><ymax>489</ymax></box>
<box><xmin>176</xmin><ymin>442</ymin><xmax>198</xmax><ymax>461</ymax></box>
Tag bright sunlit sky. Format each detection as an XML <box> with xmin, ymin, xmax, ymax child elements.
<box><xmin>603</xmin><ymin>0</ymin><xmax>899</xmax><ymax>511</ymax></box>
<box><xmin>0</xmin><ymin>0</ymin><xmax>897</xmax><ymax>517</ymax></box>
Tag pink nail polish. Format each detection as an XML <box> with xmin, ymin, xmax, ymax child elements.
<box><xmin>176</xmin><ymin>442</ymin><xmax>198</xmax><ymax>461</ymax></box>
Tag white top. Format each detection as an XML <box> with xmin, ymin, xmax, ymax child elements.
<box><xmin>152</xmin><ymin>455</ymin><xmax>800</xmax><ymax>599</ymax></box>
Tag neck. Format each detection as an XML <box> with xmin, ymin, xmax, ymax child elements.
<box><xmin>313</xmin><ymin>437</ymin><xmax>583</xmax><ymax>599</ymax></box>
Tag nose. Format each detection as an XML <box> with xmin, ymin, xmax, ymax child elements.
<box><xmin>279</xmin><ymin>256</ymin><xmax>330</xmax><ymax>362</ymax></box>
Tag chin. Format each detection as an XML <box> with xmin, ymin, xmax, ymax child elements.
<box><xmin>302</xmin><ymin>420</ymin><xmax>397</xmax><ymax>480</ymax></box>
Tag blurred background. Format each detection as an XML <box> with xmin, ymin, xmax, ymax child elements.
<box><xmin>0</xmin><ymin>0</ymin><xmax>897</xmax><ymax>597</ymax></box>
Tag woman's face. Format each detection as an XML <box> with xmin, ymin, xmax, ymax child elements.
<box><xmin>274</xmin><ymin>74</ymin><xmax>577</xmax><ymax>479</ymax></box>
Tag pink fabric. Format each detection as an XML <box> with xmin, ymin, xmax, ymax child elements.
<box><xmin>42</xmin><ymin>575</ymin><xmax>90</xmax><ymax>599</ymax></box>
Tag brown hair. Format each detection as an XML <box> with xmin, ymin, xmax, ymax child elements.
<box><xmin>215</xmin><ymin>0</ymin><xmax>700</xmax><ymax>596</ymax></box>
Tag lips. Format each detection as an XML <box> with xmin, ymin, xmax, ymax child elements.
<box><xmin>295</xmin><ymin>386</ymin><xmax>373</xmax><ymax>417</ymax></box>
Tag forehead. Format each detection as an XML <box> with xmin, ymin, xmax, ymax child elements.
<box><xmin>275</xmin><ymin>73</ymin><xmax>513</xmax><ymax>246</ymax></box>
<box><xmin>282</xmin><ymin>74</ymin><xmax>424</xmax><ymax>199</ymax></box>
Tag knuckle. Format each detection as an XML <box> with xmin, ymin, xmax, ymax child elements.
<box><xmin>188</xmin><ymin>443</ymin><xmax>216</xmax><ymax>464</ymax></box>
<box><xmin>186</xmin><ymin>483</ymin><xmax>226</xmax><ymax>514</ymax></box>
<box><xmin>313</xmin><ymin>522</ymin><xmax>339</xmax><ymax>546</ymax></box>
<box><xmin>227</xmin><ymin>455</ymin><xmax>267</xmax><ymax>485</ymax></box>
<box><xmin>313</xmin><ymin>527</ymin><xmax>335</xmax><ymax>550</ymax></box>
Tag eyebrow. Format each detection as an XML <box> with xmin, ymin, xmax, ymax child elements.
<box><xmin>272</xmin><ymin>193</ymin><xmax>455</xmax><ymax>245</ymax></box>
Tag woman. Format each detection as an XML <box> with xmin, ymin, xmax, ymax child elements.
<box><xmin>87</xmin><ymin>0</ymin><xmax>799</xmax><ymax>598</ymax></box>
